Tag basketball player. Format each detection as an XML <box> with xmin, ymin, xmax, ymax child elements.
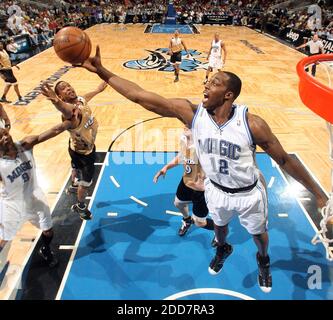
<box><xmin>153</xmin><ymin>127</ymin><xmax>215</xmax><ymax>238</ymax></box>
<box><xmin>0</xmin><ymin>41</ymin><xmax>22</xmax><ymax>103</ymax></box>
<box><xmin>40</xmin><ymin>81</ymin><xmax>107</xmax><ymax>220</ymax></box>
<box><xmin>295</xmin><ymin>34</ymin><xmax>324</xmax><ymax>77</ymax></box>
<box><xmin>0</xmin><ymin>122</ymin><xmax>72</xmax><ymax>268</ymax></box>
<box><xmin>78</xmin><ymin>46</ymin><xmax>328</xmax><ymax>292</ymax></box>
<box><xmin>169</xmin><ymin>30</ymin><xmax>190</xmax><ymax>82</ymax></box>
<box><xmin>204</xmin><ymin>33</ymin><xmax>227</xmax><ymax>84</ymax></box>
<box><xmin>0</xmin><ymin>103</ymin><xmax>11</xmax><ymax>130</ymax></box>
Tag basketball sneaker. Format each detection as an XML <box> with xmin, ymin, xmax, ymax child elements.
<box><xmin>174</xmin><ymin>76</ymin><xmax>179</xmax><ymax>82</ymax></box>
<box><xmin>71</xmin><ymin>203</ymin><xmax>92</xmax><ymax>220</ymax></box>
<box><xmin>178</xmin><ymin>217</ymin><xmax>193</xmax><ymax>236</ymax></box>
<box><xmin>0</xmin><ymin>97</ymin><xmax>11</xmax><ymax>103</ymax></box>
<box><xmin>38</xmin><ymin>246</ymin><xmax>58</xmax><ymax>268</ymax></box>
<box><xmin>208</xmin><ymin>243</ymin><xmax>233</xmax><ymax>275</ymax></box>
<box><xmin>256</xmin><ymin>252</ymin><xmax>272</xmax><ymax>293</ymax></box>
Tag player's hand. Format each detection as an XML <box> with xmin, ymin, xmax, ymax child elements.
<box><xmin>40</xmin><ymin>82</ymin><xmax>59</xmax><ymax>103</ymax></box>
<box><xmin>153</xmin><ymin>168</ymin><xmax>167</xmax><ymax>183</ymax></box>
<box><xmin>78</xmin><ymin>45</ymin><xmax>103</xmax><ymax>73</ymax></box>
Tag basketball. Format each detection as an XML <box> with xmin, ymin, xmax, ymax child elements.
<box><xmin>53</xmin><ymin>27</ymin><xmax>92</xmax><ymax>64</ymax></box>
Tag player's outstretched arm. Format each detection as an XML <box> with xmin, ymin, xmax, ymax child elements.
<box><xmin>21</xmin><ymin>120</ymin><xmax>72</xmax><ymax>150</ymax></box>
<box><xmin>248</xmin><ymin>113</ymin><xmax>328</xmax><ymax>209</ymax></box>
<box><xmin>41</xmin><ymin>83</ymin><xmax>76</xmax><ymax>120</ymax></box>
<box><xmin>153</xmin><ymin>155</ymin><xmax>180</xmax><ymax>183</ymax></box>
<box><xmin>79</xmin><ymin>46</ymin><xmax>196</xmax><ymax>126</ymax></box>
<box><xmin>83</xmin><ymin>81</ymin><xmax>108</xmax><ymax>102</ymax></box>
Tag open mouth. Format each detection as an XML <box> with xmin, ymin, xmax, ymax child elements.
<box><xmin>203</xmin><ymin>91</ymin><xmax>209</xmax><ymax>104</ymax></box>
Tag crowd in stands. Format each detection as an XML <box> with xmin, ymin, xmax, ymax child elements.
<box><xmin>0</xmin><ymin>0</ymin><xmax>332</xmax><ymax>62</ymax></box>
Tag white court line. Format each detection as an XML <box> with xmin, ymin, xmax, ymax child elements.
<box><xmin>275</xmin><ymin>160</ymin><xmax>332</xmax><ymax>259</ymax></box>
<box><xmin>56</xmin><ymin>152</ymin><xmax>109</xmax><ymax>300</ymax></box>
<box><xmin>166</xmin><ymin>210</ymin><xmax>183</xmax><ymax>217</ymax></box>
<box><xmin>59</xmin><ymin>245</ymin><xmax>76</xmax><ymax>250</ymax></box>
<box><xmin>278</xmin><ymin>213</ymin><xmax>289</xmax><ymax>218</ymax></box>
<box><xmin>107</xmin><ymin>212</ymin><xmax>118</xmax><ymax>217</ymax></box>
<box><xmin>130</xmin><ymin>196</ymin><xmax>148</xmax><ymax>207</ymax></box>
<box><xmin>298</xmin><ymin>197</ymin><xmax>312</xmax><ymax>201</ymax></box>
<box><xmin>4</xmin><ymin>170</ymin><xmax>72</xmax><ymax>300</ymax></box>
<box><xmin>271</xmin><ymin>158</ymin><xmax>277</xmax><ymax>167</ymax></box>
<box><xmin>110</xmin><ymin>176</ymin><xmax>120</xmax><ymax>188</ymax></box>
<box><xmin>267</xmin><ymin>177</ymin><xmax>275</xmax><ymax>188</ymax></box>
<box><xmin>164</xmin><ymin>288</ymin><xmax>255</xmax><ymax>300</ymax></box>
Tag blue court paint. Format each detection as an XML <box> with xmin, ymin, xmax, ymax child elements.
<box><xmin>150</xmin><ymin>24</ymin><xmax>194</xmax><ymax>34</ymax></box>
<box><xmin>60</xmin><ymin>152</ymin><xmax>333</xmax><ymax>300</ymax></box>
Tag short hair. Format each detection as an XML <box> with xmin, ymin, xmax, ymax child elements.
<box><xmin>224</xmin><ymin>71</ymin><xmax>242</xmax><ymax>99</ymax></box>
<box><xmin>54</xmin><ymin>81</ymin><xmax>65</xmax><ymax>96</ymax></box>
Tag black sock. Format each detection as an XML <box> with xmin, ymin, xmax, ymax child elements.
<box><xmin>41</xmin><ymin>231</ymin><xmax>53</xmax><ymax>249</ymax></box>
<box><xmin>78</xmin><ymin>201</ymin><xmax>86</xmax><ymax>209</ymax></box>
<box><xmin>183</xmin><ymin>216</ymin><xmax>192</xmax><ymax>223</ymax></box>
<box><xmin>202</xmin><ymin>218</ymin><xmax>214</xmax><ymax>230</ymax></box>
<box><xmin>257</xmin><ymin>252</ymin><xmax>270</xmax><ymax>265</ymax></box>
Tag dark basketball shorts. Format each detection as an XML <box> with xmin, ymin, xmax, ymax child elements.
<box><xmin>0</xmin><ymin>68</ymin><xmax>17</xmax><ymax>84</ymax></box>
<box><xmin>176</xmin><ymin>178</ymin><xmax>209</xmax><ymax>218</ymax></box>
<box><xmin>170</xmin><ymin>51</ymin><xmax>182</xmax><ymax>64</ymax></box>
<box><xmin>68</xmin><ymin>145</ymin><xmax>96</xmax><ymax>187</ymax></box>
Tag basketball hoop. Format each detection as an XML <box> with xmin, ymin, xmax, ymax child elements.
<box><xmin>297</xmin><ymin>53</ymin><xmax>333</xmax><ymax>261</ymax></box>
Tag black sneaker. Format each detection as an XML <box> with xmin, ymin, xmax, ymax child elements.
<box><xmin>0</xmin><ymin>98</ymin><xmax>11</xmax><ymax>103</ymax></box>
<box><xmin>71</xmin><ymin>203</ymin><xmax>92</xmax><ymax>220</ymax></box>
<box><xmin>174</xmin><ymin>76</ymin><xmax>179</xmax><ymax>82</ymax></box>
<box><xmin>208</xmin><ymin>243</ymin><xmax>233</xmax><ymax>275</ymax></box>
<box><xmin>38</xmin><ymin>246</ymin><xmax>58</xmax><ymax>268</ymax></box>
<box><xmin>178</xmin><ymin>217</ymin><xmax>192</xmax><ymax>236</ymax></box>
<box><xmin>211</xmin><ymin>236</ymin><xmax>218</xmax><ymax>248</ymax></box>
<box><xmin>256</xmin><ymin>252</ymin><xmax>272</xmax><ymax>293</ymax></box>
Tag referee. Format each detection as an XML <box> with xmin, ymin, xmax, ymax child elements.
<box><xmin>0</xmin><ymin>41</ymin><xmax>23</xmax><ymax>103</ymax></box>
<box><xmin>296</xmin><ymin>34</ymin><xmax>324</xmax><ymax>77</ymax></box>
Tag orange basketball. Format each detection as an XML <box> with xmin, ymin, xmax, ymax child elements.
<box><xmin>53</xmin><ymin>27</ymin><xmax>91</xmax><ymax>64</ymax></box>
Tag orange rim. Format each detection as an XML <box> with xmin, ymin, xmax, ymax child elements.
<box><xmin>296</xmin><ymin>54</ymin><xmax>333</xmax><ymax>124</ymax></box>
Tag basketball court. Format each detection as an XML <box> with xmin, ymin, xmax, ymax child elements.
<box><xmin>0</xmin><ymin>24</ymin><xmax>332</xmax><ymax>300</ymax></box>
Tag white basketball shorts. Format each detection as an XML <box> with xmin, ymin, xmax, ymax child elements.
<box><xmin>204</xmin><ymin>178</ymin><xmax>268</xmax><ymax>235</ymax></box>
<box><xmin>208</xmin><ymin>55</ymin><xmax>223</xmax><ymax>70</ymax></box>
<box><xmin>0</xmin><ymin>188</ymin><xmax>53</xmax><ymax>241</ymax></box>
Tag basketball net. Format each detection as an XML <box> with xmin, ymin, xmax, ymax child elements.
<box><xmin>311</xmin><ymin>120</ymin><xmax>333</xmax><ymax>261</ymax></box>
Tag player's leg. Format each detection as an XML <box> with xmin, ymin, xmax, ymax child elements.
<box><xmin>204</xmin><ymin>67</ymin><xmax>212</xmax><ymax>84</ymax></box>
<box><xmin>1</xmin><ymin>83</ymin><xmax>12</xmax><ymax>103</ymax></box>
<box><xmin>71</xmin><ymin>149</ymin><xmax>95</xmax><ymax>220</ymax></box>
<box><xmin>13</xmin><ymin>84</ymin><xmax>22</xmax><ymax>100</ymax></box>
<box><xmin>204</xmin><ymin>180</ymin><xmax>233</xmax><ymax>275</ymax></box>
<box><xmin>28</xmin><ymin>190</ymin><xmax>58</xmax><ymax>267</ymax></box>
<box><xmin>174</xmin><ymin>52</ymin><xmax>182</xmax><ymax>82</ymax></box>
<box><xmin>311</xmin><ymin>62</ymin><xmax>318</xmax><ymax>77</ymax></box>
<box><xmin>174</xmin><ymin>178</ymin><xmax>193</xmax><ymax>236</ymax></box>
<box><xmin>238</xmin><ymin>179</ymin><xmax>272</xmax><ymax>292</ymax></box>
<box><xmin>191</xmin><ymin>190</ymin><xmax>214</xmax><ymax>230</ymax></box>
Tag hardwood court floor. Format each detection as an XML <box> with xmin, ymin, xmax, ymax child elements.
<box><xmin>1</xmin><ymin>24</ymin><xmax>331</xmax><ymax>299</ymax></box>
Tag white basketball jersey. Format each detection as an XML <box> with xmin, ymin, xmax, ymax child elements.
<box><xmin>192</xmin><ymin>104</ymin><xmax>260</xmax><ymax>188</ymax></box>
<box><xmin>211</xmin><ymin>40</ymin><xmax>222</xmax><ymax>57</ymax></box>
<box><xmin>0</xmin><ymin>142</ymin><xmax>38</xmax><ymax>201</ymax></box>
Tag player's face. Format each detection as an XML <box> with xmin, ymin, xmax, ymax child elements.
<box><xmin>0</xmin><ymin>129</ymin><xmax>13</xmax><ymax>151</ymax></box>
<box><xmin>202</xmin><ymin>72</ymin><xmax>231</xmax><ymax>110</ymax></box>
<box><xmin>57</xmin><ymin>81</ymin><xmax>77</xmax><ymax>101</ymax></box>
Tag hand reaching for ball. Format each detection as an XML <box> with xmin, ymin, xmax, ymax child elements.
<box><xmin>76</xmin><ymin>45</ymin><xmax>103</xmax><ymax>74</ymax></box>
